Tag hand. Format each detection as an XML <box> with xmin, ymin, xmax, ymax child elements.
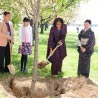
<box><xmin>82</xmin><ymin>48</ymin><xmax>86</xmax><ymax>53</ymax></box>
<box><xmin>30</xmin><ymin>45</ymin><xmax>32</xmax><ymax>49</ymax></box>
<box><xmin>10</xmin><ymin>42</ymin><xmax>14</xmax><ymax>47</ymax></box>
<box><xmin>8</xmin><ymin>36</ymin><xmax>12</xmax><ymax>41</ymax></box>
<box><xmin>20</xmin><ymin>45</ymin><xmax>22</xmax><ymax>49</ymax></box>
<box><xmin>58</xmin><ymin>40</ymin><xmax>63</xmax><ymax>46</ymax></box>
<box><xmin>80</xmin><ymin>46</ymin><xmax>86</xmax><ymax>53</ymax></box>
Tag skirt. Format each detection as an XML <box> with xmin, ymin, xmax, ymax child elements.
<box><xmin>18</xmin><ymin>42</ymin><xmax>32</xmax><ymax>55</ymax></box>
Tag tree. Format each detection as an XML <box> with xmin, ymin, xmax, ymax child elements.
<box><xmin>39</xmin><ymin>0</ymin><xmax>81</xmax><ymax>34</ymax></box>
<box><xmin>29</xmin><ymin>0</ymin><xmax>41</xmax><ymax>81</ymax></box>
<box><xmin>0</xmin><ymin>0</ymin><xmax>21</xmax><ymax>25</ymax></box>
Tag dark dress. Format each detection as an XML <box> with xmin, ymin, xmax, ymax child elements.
<box><xmin>77</xmin><ymin>28</ymin><xmax>95</xmax><ymax>78</ymax></box>
<box><xmin>47</xmin><ymin>24</ymin><xmax>67</xmax><ymax>75</ymax></box>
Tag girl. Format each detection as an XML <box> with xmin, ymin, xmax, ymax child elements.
<box><xmin>18</xmin><ymin>17</ymin><xmax>32</xmax><ymax>72</ymax></box>
<box><xmin>47</xmin><ymin>17</ymin><xmax>67</xmax><ymax>77</ymax></box>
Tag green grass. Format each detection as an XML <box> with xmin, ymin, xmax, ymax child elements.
<box><xmin>0</xmin><ymin>29</ymin><xmax>98</xmax><ymax>82</ymax></box>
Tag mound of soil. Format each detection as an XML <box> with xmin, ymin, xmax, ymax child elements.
<box><xmin>0</xmin><ymin>76</ymin><xmax>98</xmax><ymax>98</ymax></box>
<box><xmin>0</xmin><ymin>77</ymin><xmax>16</xmax><ymax>98</ymax></box>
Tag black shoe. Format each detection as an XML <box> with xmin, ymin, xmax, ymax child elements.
<box><xmin>21</xmin><ymin>68</ymin><xmax>24</xmax><ymax>72</ymax></box>
<box><xmin>4</xmin><ymin>67</ymin><xmax>9</xmax><ymax>73</ymax></box>
<box><xmin>23</xmin><ymin>69</ymin><xmax>28</xmax><ymax>73</ymax></box>
<box><xmin>0</xmin><ymin>71</ymin><xmax>4</xmax><ymax>74</ymax></box>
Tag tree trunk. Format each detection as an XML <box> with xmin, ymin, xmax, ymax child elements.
<box><xmin>40</xmin><ymin>24</ymin><xmax>44</xmax><ymax>34</ymax></box>
<box><xmin>32</xmin><ymin>0</ymin><xmax>41</xmax><ymax>81</ymax></box>
<box><xmin>45</xmin><ymin>22</ymin><xmax>48</xmax><ymax>31</ymax></box>
<box><xmin>40</xmin><ymin>16</ymin><xmax>44</xmax><ymax>34</ymax></box>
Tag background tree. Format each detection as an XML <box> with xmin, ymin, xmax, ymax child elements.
<box><xmin>39</xmin><ymin>0</ymin><xmax>80</xmax><ymax>34</ymax></box>
<box><xmin>0</xmin><ymin>0</ymin><xmax>21</xmax><ymax>25</ymax></box>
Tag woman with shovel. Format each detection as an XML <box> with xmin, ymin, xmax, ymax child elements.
<box><xmin>47</xmin><ymin>17</ymin><xmax>67</xmax><ymax>77</ymax></box>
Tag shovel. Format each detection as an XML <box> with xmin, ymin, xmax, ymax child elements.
<box><xmin>7</xmin><ymin>42</ymin><xmax>15</xmax><ymax>75</ymax></box>
<box><xmin>38</xmin><ymin>44</ymin><xmax>61</xmax><ymax>69</ymax></box>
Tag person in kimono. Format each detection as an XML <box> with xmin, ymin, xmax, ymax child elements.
<box><xmin>18</xmin><ymin>17</ymin><xmax>32</xmax><ymax>72</ymax></box>
<box><xmin>77</xmin><ymin>19</ymin><xmax>95</xmax><ymax>78</ymax></box>
<box><xmin>0</xmin><ymin>11</ymin><xmax>14</xmax><ymax>73</ymax></box>
<box><xmin>47</xmin><ymin>17</ymin><xmax>67</xmax><ymax>77</ymax></box>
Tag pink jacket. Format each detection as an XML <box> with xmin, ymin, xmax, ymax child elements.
<box><xmin>0</xmin><ymin>20</ymin><xmax>14</xmax><ymax>47</ymax></box>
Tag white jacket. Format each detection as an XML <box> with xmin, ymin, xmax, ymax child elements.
<box><xmin>19</xmin><ymin>25</ymin><xmax>32</xmax><ymax>45</ymax></box>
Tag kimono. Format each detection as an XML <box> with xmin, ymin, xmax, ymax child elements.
<box><xmin>77</xmin><ymin>28</ymin><xmax>95</xmax><ymax>78</ymax></box>
<box><xmin>47</xmin><ymin>24</ymin><xmax>67</xmax><ymax>75</ymax></box>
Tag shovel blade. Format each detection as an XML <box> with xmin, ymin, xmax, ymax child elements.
<box><xmin>8</xmin><ymin>64</ymin><xmax>15</xmax><ymax>75</ymax></box>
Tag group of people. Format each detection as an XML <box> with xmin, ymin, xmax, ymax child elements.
<box><xmin>0</xmin><ymin>11</ymin><xmax>32</xmax><ymax>73</ymax></box>
<box><xmin>47</xmin><ymin>18</ymin><xmax>95</xmax><ymax>78</ymax></box>
<box><xmin>0</xmin><ymin>11</ymin><xmax>95</xmax><ymax>79</ymax></box>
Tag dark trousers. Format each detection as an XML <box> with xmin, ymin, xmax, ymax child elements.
<box><xmin>51</xmin><ymin>60</ymin><xmax>63</xmax><ymax>75</ymax></box>
<box><xmin>21</xmin><ymin>54</ymin><xmax>28</xmax><ymax>71</ymax></box>
<box><xmin>78</xmin><ymin>54</ymin><xmax>91</xmax><ymax>78</ymax></box>
<box><xmin>0</xmin><ymin>43</ymin><xmax>10</xmax><ymax>73</ymax></box>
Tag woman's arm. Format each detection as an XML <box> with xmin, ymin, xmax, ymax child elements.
<box><xmin>61</xmin><ymin>24</ymin><xmax>67</xmax><ymax>43</ymax></box>
<box><xmin>85</xmin><ymin>31</ymin><xmax>95</xmax><ymax>51</ymax></box>
<box><xmin>48</xmin><ymin>27</ymin><xmax>55</xmax><ymax>49</ymax></box>
<box><xmin>78</xmin><ymin>30</ymin><xmax>86</xmax><ymax>53</ymax></box>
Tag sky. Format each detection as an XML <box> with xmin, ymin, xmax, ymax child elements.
<box><xmin>76</xmin><ymin>0</ymin><xmax>98</xmax><ymax>24</ymax></box>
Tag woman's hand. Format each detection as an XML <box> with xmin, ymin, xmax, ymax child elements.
<box><xmin>20</xmin><ymin>45</ymin><xmax>22</xmax><ymax>49</ymax></box>
<box><xmin>30</xmin><ymin>45</ymin><xmax>32</xmax><ymax>49</ymax></box>
<box><xmin>58</xmin><ymin>40</ymin><xmax>63</xmax><ymax>46</ymax></box>
<box><xmin>80</xmin><ymin>46</ymin><xmax>86</xmax><ymax>53</ymax></box>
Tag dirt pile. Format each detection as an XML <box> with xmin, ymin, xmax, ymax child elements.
<box><xmin>1</xmin><ymin>76</ymin><xmax>98</xmax><ymax>98</ymax></box>
<box><xmin>10</xmin><ymin>76</ymin><xmax>98</xmax><ymax>98</ymax></box>
<box><xmin>0</xmin><ymin>77</ymin><xmax>16</xmax><ymax>98</ymax></box>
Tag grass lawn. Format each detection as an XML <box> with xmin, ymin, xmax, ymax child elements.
<box><xmin>0</xmin><ymin>28</ymin><xmax>98</xmax><ymax>82</ymax></box>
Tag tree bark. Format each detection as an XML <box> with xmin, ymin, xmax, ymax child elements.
<box><xmin>31</xmin><ymin>0</ymin><xmax>41</xmax><ymax>81</ymax></box>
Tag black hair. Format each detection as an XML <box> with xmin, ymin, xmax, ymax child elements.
<box><xmin>23</xmin><ymin>17</ymin><xmax>30</xmax><ymax>22</ymax></box>
<box><xmin>53</xmin><ymin>17</ymin><xmax>64</xmax><ymax>27</ymax></box>
<box><xmin>3</xmin><ymin>11</ymin><xmax>10</xmax><ymax>16</ymax></box>
<box><xmin>84</xmin><ymin>19</ymin><xmax>92</xmax><ymax>25</ymax></box>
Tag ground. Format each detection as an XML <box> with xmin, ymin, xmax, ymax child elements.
<box><xmin>0</xmin><ymin>28</ymin><xmax>98</xmax><ymax>98</ymax></box>
<box><xmin>0</xmin><ymin>76</ymin><xmax>98</xmax><ymax>98</ymax></box>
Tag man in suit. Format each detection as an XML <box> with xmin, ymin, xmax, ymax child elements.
<box><xmin>0</xmin><ymin>11</ymin><xmax>14</xmax><ymax>73</ymax></box>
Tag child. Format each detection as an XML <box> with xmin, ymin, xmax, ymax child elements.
<box><xmin>18</xmin><ymin>17</ymin><xmax>32</xmax><ymax>72</ymax></box>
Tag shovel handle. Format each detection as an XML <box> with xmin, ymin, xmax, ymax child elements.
<box><xmin>9</xmin><ymin>41</ymin><xmax>12</xmax><ymax>64</ymax></box>
<box><xmin>47</xmin><ymin>44</ymin><xmax>61</xmax><ymax>60</ymax></box>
